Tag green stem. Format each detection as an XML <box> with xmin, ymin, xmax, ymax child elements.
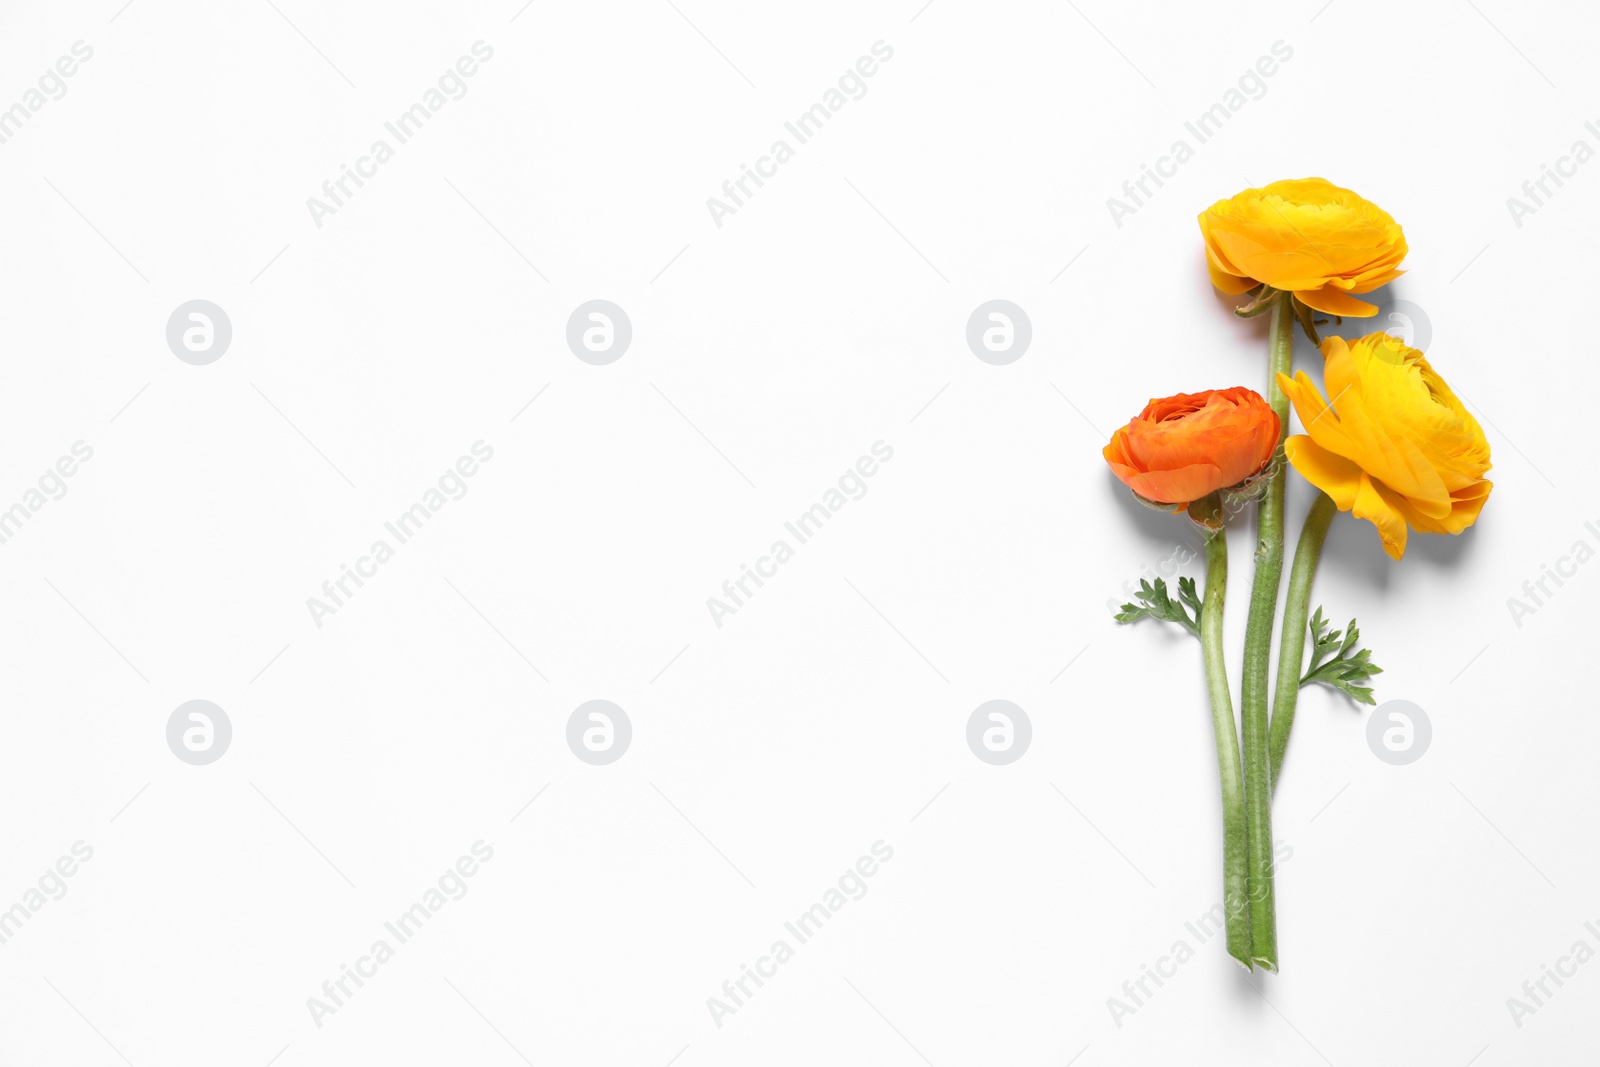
<box><xmin>1269</xmin><ymin>491</ymin><xmax>1337</xmax><ymax>790</ymax></box>
<box><xmin>1199</xmin><ymin>523</ymin><xmax>1252</xmax><ymax>968</ymax></box>
<box><xmin>1238</xmin><ymin>293</ymin><xmax>1294</xmax><ymax>972</ymax></box>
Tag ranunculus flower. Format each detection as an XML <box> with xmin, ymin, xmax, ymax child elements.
<box><xmin>1199</xmin><ymin>178</ymin><xmax>1407</xmax><ymax>317</ymax></box>
<box><xmin>1103</xmin><ymin>387</ymin><xmax>1280</xmax><ymax>509</ymax></box>
<box><xmin>1277</xmin><ymin>332</ymin><xmax>1492</xmax><ymax>560</ymax></box>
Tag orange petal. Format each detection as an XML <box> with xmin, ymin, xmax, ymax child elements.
<box><xmin>1117</xmin><ymin>462</ymin><xmax>1226</xmax><ymax>505</ymax></box>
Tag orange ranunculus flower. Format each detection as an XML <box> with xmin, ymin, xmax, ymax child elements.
<box><xmin>1104</xmin><ymin>387</ymin><xmax>1280</xmax><ymax>509</ymax></box>
<box><xmin>1199</xmin><ymin>178</ymin><xmax>1407</xmax><ymax>317</ymax></box>
<box><xmin>1278</xmin><ymin>332</ymin><xmax>1492</xmax><ymax>560</ymax></box>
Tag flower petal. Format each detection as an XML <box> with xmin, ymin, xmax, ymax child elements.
<box><xmin>1335</xmin><ymin>407</ymin><xmax>1451</xmax><ymax>518</ymax></box>
<box><xmin>1207</xmin><ymin>255</ymin><xmax>1258</xmax><ymax>295</ymax></box>
<box><xmin>1352</xmin><ymin>474</ymin><xmax>1410</xmax><ymax>560</ymax></box>
<box><xmin>1284</xmin><ymin>436</ymin><xmax>1362</xmax><ymax>510</ymax></box>
<box><xmin>1296</xmin><ymin>287</ymin><xmax>1379</xmax><ymax>317</ymax></box>
<box><xmin>1115</xmin><ymin>461</ymin><xmax>1226</xmax><ymax>505</ymax></box>
<box><xmin>1278</xmin><ymin>370</ymin><xmax>1361</xmax><ymax>462</ymax></box>
<box><xmin>1393</xmin><ymin>479</ymin><xmax>1494</xmax><ymax>536</ymax></box>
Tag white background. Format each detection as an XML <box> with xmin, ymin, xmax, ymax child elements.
<box><xmin>0</xmin><ymin>0</ymin><xmax>1595</xmax><ymax>1064</ymax></box>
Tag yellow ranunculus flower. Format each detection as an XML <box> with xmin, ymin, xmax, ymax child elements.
<box><xmin>1276</xmin><ymin>333</ymin><xmax>1492</xmax><ymax>560</ymax></box>
<box><xmin>1199</xmin><ymin>178</ymin><xmax>1407</xmax><ymax>317</ymax></box>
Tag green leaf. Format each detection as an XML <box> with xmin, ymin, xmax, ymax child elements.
<box><xmin>1301</xmin><ymin>611</ymin><xmax>1383</xmax><ymax>705</ymax></box>
<box><xmin>1177</xmin><ymin>576</ymin><xmax>1202</xmax><ymax>620</ymax></box>
<box><xmin>1339</xmin><ymin>620</ymin><xmax>1360</xmax><ymax>657</ymax></box>
<box><xmin>1305</xmin><ymin>607</ymin><xmax>1338</xmax><ymax>675</ymax></box>
<box><xmin>1114</xmin><ymin>576</ymin><xmax>1199</xmax><ymax>637</ymax></box>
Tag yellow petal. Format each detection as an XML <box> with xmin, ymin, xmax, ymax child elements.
<box><xmin>1296</xmin><ymin>287</ymin><xmax>1379</xmax><ymax>317</ymax></box>
<box><xmin>1352</xmin><ymin>474</ymin><xmax>1410</xmax><ymax>560</ymax></box>
<box><xmin>1284</xmin><ymin>436</ymin><xmax>1362</xmax><ymax>510</ymax></box>
<box><xmin>1207</xmin><ymin>256</ymin><xmax>1258</xmax><ymax>295</ymax></box>
<box><xmin>1351</xmin><ymin>266</ymin><xmax>1406</xmax><ymax>292</ymax></box>
<box><xmin>1330</xmin><ymin>386</ymin><xmax>1454</xmax><ymax>519</ymax></box>
<box><xmin>1320</xmin><ymin>335</ymin><xmax>1358</xmax><ymax>404</ymax></box>
<box><xmin>1278</xmin><ymin>370</ymin><xmax>1361</xmax><ymax>463</ymax></box>
<box><xmin>1394</xmin><ymin>479</ymin><xmax>1494</xmax><ymax>536</ymax></box>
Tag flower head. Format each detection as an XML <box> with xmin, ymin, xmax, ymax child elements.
<box><xmin>1104</xmin><ymin>387</ymin><xmax>1280</xmax><ymax>511</ymax></box>
<box><xmin>1199</xmin><ymin>178</ymin><xmax>1407</xmax><ymax>317</ymax></box>
<box><xmin>1278</xmin><ymin>332</ymin><xmax>1492</xmax><ymax>560</ymax></box>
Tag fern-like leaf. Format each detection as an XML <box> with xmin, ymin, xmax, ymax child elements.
<box><xmin>1115</xmin><ymin>577</ymin><xmax>1200</xmax><ymax>637</ymax></box>
<box><xmin>1300</xmin><ymin>608</ymin><xmax>1383</xmax><ymax>704</ymax></box>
